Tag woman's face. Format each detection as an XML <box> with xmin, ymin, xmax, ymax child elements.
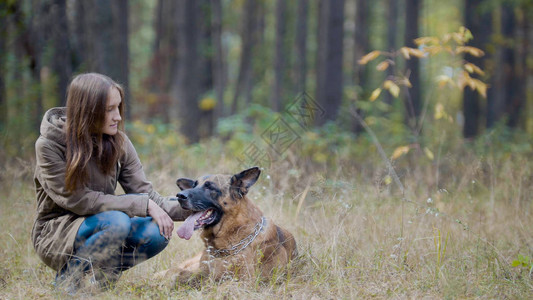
<box><xmin>102</xmin><ymin>87</ymin><xmax>122</xmax><ymax>135</ymax></box>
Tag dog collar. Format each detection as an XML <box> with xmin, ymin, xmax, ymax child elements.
<box><xmin>208</xmin><ymin>216</ymin><xmax>267</xmax><ymax>258</ymax></box>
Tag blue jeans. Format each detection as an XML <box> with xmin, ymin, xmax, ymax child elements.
<box><xmin>73</xmin><ymin>211</ymin><xmax>168</xmax><ymax>272</ymax></box>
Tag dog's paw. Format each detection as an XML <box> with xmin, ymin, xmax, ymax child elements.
<box><xmin>173</xmin><ymin>269</ymin><xmax>205</xmax><ymax>289</ymax></box>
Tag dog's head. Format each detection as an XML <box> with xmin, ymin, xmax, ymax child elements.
<box><xmin>175</xmin><ymin>167</ymin><xmax>261</xmax><ymax>239</ymax></box>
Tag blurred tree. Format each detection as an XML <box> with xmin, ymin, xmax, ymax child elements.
<box><xmin>486</xmin><ymin>2</ymin><xmax>526</xmax><ymax>130</ymax></box>
<box><xmin>271</xmin><ymin>0</ymin><xmax>287</xmax><ymax>112</ymax></box>
<box><xmin>0</xmin><ymin>2</ymin><xmax>6</xmax><ymax>130</ymax></box>
<box><xmin>198</xmin><ymin>0</ymin><xmax>214</xmax><ymax>138</ymax></box>
<box><xmin>463</xmin><ymin>0</ymin><xmax>490</xmax><ymax>138</ymax></box>
<box><xmin>231</xmin><ymin>0</ymin><xmax>261</xmax><ymax>114</ymax></box>
<box><xmin>110</xmin><ymin>0</ymin><xmax>130</xmax><ymax>119</ymax></box>
<box><xmin>315</xmin><ymin>0</ymin><xmax>344</xmax><ymax>125</ymax></box>
<box><xmin>404</xmin><ymin>0</ymin><xmax>421</xmax><ymax>129</ymax></box>
<box><xmin>172</xmin><ymin>0</ymin><xmax>201</xmax><ymax>143</ymax></box>
<box><xmin>351</xmin><ymin>0</ymin><xmax>369</xmax><ymax>133</ymax></box>
<box><xmin>353</xmin><ymin>0</ymin><xmax>369</xmax><ymax>91</ymax></box>
<box><xmin>295</xmin><ymin>0</ymin><xmax>309</xmax><ymax>94</ymax></box>
<box><xmin>49</xmin><ymin>0</ymin><xmax>72</xmax><ymax>106</ymax></box>
<box><xmin>75</xmin><ymin>0</ymin><xmax>129</xmax><ymax>117</ymax></box>
<box><xmin>147</xmin><ymin>0</ymin><xmax>178</xmax><ymax>122</ymax></box>
<box><xmin>501</xmin><ymin>4</ymin><xmax>526</xmax><ymax>129</ymax></box>
<box><xmin>211</xmin><ymin>0</ymin><xmax>226</xmax><ymax>118</ymax></box>
<box><xmin>384</xmin><ymin>0</ymin><xmax>398</xmax><ymax>105</ymax></box>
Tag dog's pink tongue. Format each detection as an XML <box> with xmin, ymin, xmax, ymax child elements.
<box><xmin>177</xmin><ymin>211</ymin><xmax>204</xmax><ymax>240</ymax></box>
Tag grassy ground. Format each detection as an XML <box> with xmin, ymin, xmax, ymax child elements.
<box><xmin>0</xmin><ymin>140</ymin><xmax>532</xmax><ymax>299</ymax></box>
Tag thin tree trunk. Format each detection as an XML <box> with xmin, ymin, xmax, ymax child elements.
<box><xmin>173</xmin><ymin>0</ymin><xmax>200</xmax><ymax>143</ymax></box>
<box><xmin>111</xmin><ymin>0</ymin><xmax>130</xmax><ymax>119</ymax></box>
<box><xmin>463</xmin><ymin>0</ymin><xmax>489</xmax><ymax>138</ymax></box>
<box><xmin>271</xmin><ymin>0</ymin><xmax>287</xmax><ymax>112</ymax></box>
<box><xmin>211</xmin><ymin>0</ymin><xmax>226</xmax><ymax>118</ymax></box>
<box><xmin>504</xmin><ymin>5</ymin><xmax>525</xmax><ymax>128</ymax></box>
<box><xmin>315</xmin><ymin>0</ymin><xmax>344</xmax><ymax>125</ymax></box>
<box><xmin>231</xmin><ymin>0</ymin><xmax>258</xmax><ymax>114</ymax></box>
<box><xmin>384</xmin><ymin>0</ymin><xmax>397</xmax><ymax>105</ymax></box>
<box><xmin>404</xmin><ymin>0</ymin><xmax>421</xmax><ymax>129</ymax></box>
<box><xmin>50</xmin><ymin>0</ymin><xmax>72</xmax><ymax>106</ymax></box>
<box><xmin>295</xmin><ymin>0</ymin><xmax>309</xmax><ymax>94</ymax></box>
<box><xmin>0</xmin><ymin>2</ymin><xmax>6</xmax><ymax>130</ymax></box>
<box><xmin>354</xmin><ymin>0</ymin><xmax>368</xmax><ymax>89</ymax></box>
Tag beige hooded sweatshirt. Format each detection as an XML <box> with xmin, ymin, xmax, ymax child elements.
<box><xmin>32</xmin><ymin>107</ymin><xmax>187</xmax><ymax>271</ymax></box>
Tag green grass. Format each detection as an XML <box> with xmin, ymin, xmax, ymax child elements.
<box><xmin>1</xmin><ymin>137</ymin><xmax>532</xmax><ymax>299</ymax></box>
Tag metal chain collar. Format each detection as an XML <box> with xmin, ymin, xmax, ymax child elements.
<box><xmin>208</xmin><ymin>217</ymin><xmax>267</xmax><ymax>258</ymax></box>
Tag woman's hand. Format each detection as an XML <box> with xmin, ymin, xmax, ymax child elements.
<box><xmin>148</xmin><ymin>199</ymin><xmax>174</xmax><ymax>240</ymax></box>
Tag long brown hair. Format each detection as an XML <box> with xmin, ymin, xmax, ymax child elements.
<box><xmin>64</xmin><ymin>73</ymin><xmax>125</xmax><ymax>192</ymax></box>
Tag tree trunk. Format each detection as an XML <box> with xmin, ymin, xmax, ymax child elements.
<box><xmin>503</xmin><ymin>5</ymin><xmax>525</xmax><ymax>128</ymax></box>
<box><xmin>84</xmin><ymin>0</ymin><xmax>111</xmax><ymax>74</ymax></box>
<box><xmin>231</xmin><ymin>0</ymin><xmax>258</xmax><ymax>114</ymax></box>
<box><xmin>50</xmin><ymin>0</ymin><xmax>72</xmax><ymax>106</ymax></box>
<box><xmin>354</xmin><ymin>0</ymin><xmax>369</xmax><ymax>89</ymax></box>
<box><xmin>211</xmin><ymin>0</ymin><xmax>226</xmax><ymax>118</ymax></box>
<box><xmin>110</xmin><ymin>0</ymin><xmax>130</xmax><ymax>119</ymax></box>
<box><xmin>295</xmin><ymin>0</ymin><xmax>309</xmax><ymax>94</ymax></box>
<box><xmin>404</xmin><ymin>0</ymin><xmax>421</xmax><ymax>129</ymax></box>
<box><xmin>315</xmin><ymin>0</ymin><xmax>344</xmax><ymax>125</ymax></box>
<box><xmin>384</xmin><ymin>0</ymin><xmax>397</xmax><ymax>105</ymax></box>
<box><xmin>271</xmin><ymin>0</ymin><xmax>287</xmax><ymax>112</ymax></box>
<box><xmin>198</xmin><ymin>0</ymin><xmax>214</xmax><ymax>138</ymax></box>
<box><xmin>173</xmin><ymin>0</ymin><xmax>201</xmax><ymax>143</ymax></box>
<box><xmin>463</xmin><ymin>0</ymin><xmax>490</xmax><ymax>138</ymax></box>
<box><xmin>0</xmin><ymin>2</ymin><xmax>6</xmax><ymax>130</ymax></box>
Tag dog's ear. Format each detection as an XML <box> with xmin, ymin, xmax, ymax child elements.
<box><xmin>176</xmin><ymin>178</ymin><xmax>196</xmax><ymax>190</ymax></box>
<box><xmin>230</xmin><ymin>167</ymin><xmax>261</xmax><ymax>199</ymax></box>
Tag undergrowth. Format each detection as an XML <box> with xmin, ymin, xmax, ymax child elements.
<box><xmin>0</xmin><ymin>114</ymin><xmax>532</xmax><ymax>299</ymax></box>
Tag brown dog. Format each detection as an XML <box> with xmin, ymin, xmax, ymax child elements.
<box><xmin>161</xmin><ymin>167</ymin><xmax>297</xmax><ymax>286</ymax></box>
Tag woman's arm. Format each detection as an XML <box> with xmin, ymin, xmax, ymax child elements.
<box><xmin>118</xmin><ymin>136</ymin><xmax>190</xmax><ymax>222</ymax></box>
<box><xmin>35</xmin><ymin>137</ymin><xmax>149</xmax><ymax>217</ymax></box>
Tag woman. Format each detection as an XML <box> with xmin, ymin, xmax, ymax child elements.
<box><xmin>32</xmin><ymin>73</ymin><xmax>188</xmax><ymax>293</ymax></box>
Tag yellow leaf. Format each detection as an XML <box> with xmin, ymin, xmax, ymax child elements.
<box><xmin>384</xmin><ymin>175</ymin><xmax>392</xmax><ymax>185</ymax></box>
<box><xmin>399</xmin><ymin>47</ymin><xmax>410</xmax><ymax>59</ymax></box>
<box><xmin>456</xmin><ymin>46</ymin><xmax>485</xmax><ymax>57</ymax></box>
<box><xmin>198</xmin><ymin>97</ymin><xmax>217</xmax><ymax>111</ymax></box>
<box><xmin>436</xmin><ymin>75</ymin><xmax>453</xmax><ymax>88</ymax></box>
<box><xmin>399</xmin><ymin>76</ymin><xmax>413</xmax><ymax>88</ymax></box>
<box><xmin>465</xmin><ymin>62</ymin><xmax>485</xmax><ymax>76</ymax></box>
<box><xmin>358</xmin><ymin>50</ymin><xmax>381</xmax><ymax>65</ymax></box>
<box><xmin>408</xmin><ymin>47</ymin><xmax>426</xmax><ymax>58</ymax></box>
<box><xmin>369</xmin><ymin>88</ymin><xmax>382</xmax><ymax>101</ymax></box>
<box><xmin>383</xmin><ymin>80</ymin><xmax>400</xmax><ymax>98</ymax></box>
<box><xmin>473</xmin><ymin>79</ymin><xmax>488</xmax><ymax>98</ymax></box>
<box><xmin>376</xmin><ymin>61</ymin><xmax>390</xmax><ymax>71</ymax></box>
<box><xmin>414</xmin><ymin>36</ymin><xmax>440</xmax><ymax>46</ymax></box>
<box><xmin>424</xmin><ymin>46</ymin><xmax>442</xmax><ymax>55</ymax></box>
<box><xmin>424</xmin><ymin>147</ymin><xmax>435</xmax><ymax>161</ymax></box>
<box><xmin>392</xmin><ymin>146</ymin><xmax>410</xmax><ymax>160</ymax></box>
<box><xmin>464</xmin><ymin>64</ymin><xmax>474</xmax><ymax>73</ymax></box>
<box><xmin>434</xmin><ymin>103</ymin><xmax>445</xmax><ymax>120</ymax></box>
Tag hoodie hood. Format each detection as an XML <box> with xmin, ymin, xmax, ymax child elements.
<box><xmin>40</xmin><ymin>107</ymin><xmax>67</xmax><ymax>146</ymax></box>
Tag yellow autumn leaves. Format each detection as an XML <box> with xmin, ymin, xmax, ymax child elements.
<box><xmin>358</xmin><ymin>26</ymin><xmax>487</xmax><ymax>102</ymax></box>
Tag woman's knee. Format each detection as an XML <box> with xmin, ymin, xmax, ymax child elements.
<box><xmin>96</xmin><ymin>211</ymin><xmax>132</xmax><ymax>238</ymax></box>
<box><xmin>136</xmin><ymin>220</ymin><xmax>168</xmax><ymax>256</ymax></box>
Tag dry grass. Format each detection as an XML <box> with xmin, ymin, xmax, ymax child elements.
<box><xmin>1</xmin><ymin>143</ymin><xmax>532</xmax><ymax>299</ymax></box>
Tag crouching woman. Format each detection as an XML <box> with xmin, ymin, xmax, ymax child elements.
<box><xmin>31</xmin><ymin>73</ymin><xmax>187</xmax><ymax>293</ymax></box>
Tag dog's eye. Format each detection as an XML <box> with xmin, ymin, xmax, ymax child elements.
<box><xmin>204</xmin><ymin>181</ymin><xmax>216</xmax><ymax>190</ymax></box>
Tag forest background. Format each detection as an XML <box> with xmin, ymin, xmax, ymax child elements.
<box><xmin>0</xmin><ymin>0</ymin><xmax>532</xmax><ymax>298</ymax></box>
